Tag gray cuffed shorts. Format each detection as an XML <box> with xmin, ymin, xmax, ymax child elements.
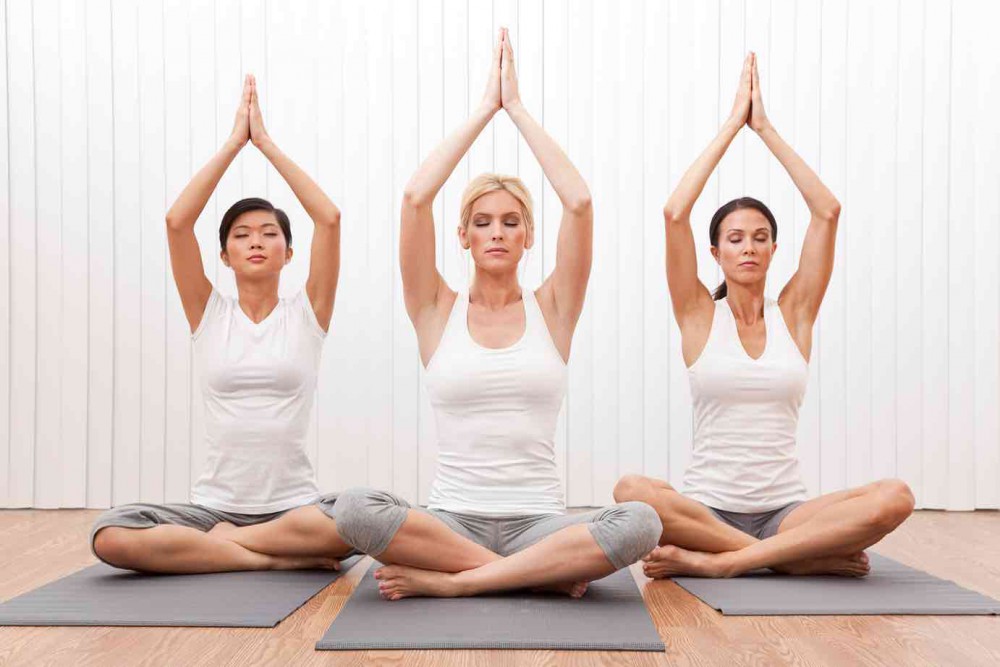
<box><xmin>332</xmin><ymin>487</ymin><xmax>663</xmax><ymax>570</ymax></box>
<box><xmin>89</xmin><ymin>493</ymin><xmax>348</xmax><ymax>562</ymax></box>
<box><xmin>702</xmin><ymin>500</ymin><xmax>805</xmax><ymax>540</ymax></box>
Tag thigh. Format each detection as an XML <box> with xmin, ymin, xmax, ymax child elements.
<box><xmin>227</xmin><ymin>504</ymin><xmax>356</xmax><ymax>556</ymax></box>
<box><xmin>776</xmin><ymin>482</ymin><xmax>880</xmax><ymax>533</ymax></box>
<box><xmin>89</xmin><ymin>503</ymin><xmax>224</xmax><ymax>554</ymax></box>
<box><xmin>500</xmin><ymin>510</ymin><xmax>605</xmax><ymax>557</ymax></box>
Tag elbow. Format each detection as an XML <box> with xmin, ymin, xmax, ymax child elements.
<box><xmin>819</xmin><ymin>201</ymin><xmax>841</xmax><ymax>225</ymax></box>
<box><xmin>662</xmin><ymin>206</ymin><xmax>685</xmax><ymax>226</ymax></box>
<box><xmin>317</xmin><ymin>208</ymin><xmax>341</xmax><ymax>228</ymax></box>
<box><xmin>565</xmin><ymin>193</ymin><xmax>592</xmax><ymax>216</ymax></box>
<box><xmin>402</xmin><ymin>188</ymin><xmax>432</xmax><ymax>210</ymax></box>
<box><xmin>165</xmin><ymin>212</ymin><xmax>190</xmax><ymax>232</ymax></box>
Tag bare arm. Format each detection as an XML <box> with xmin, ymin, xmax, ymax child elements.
<box><xmin>664</xmin><ymin>54</ymin><xmax>753</xmax><ymax>327</ymax></box>
<box><xmin>400</xmin><ymin>34</ymin><xmax>502</xmax><ymax>326</ymax></box>
<box><xmin>500</xmin><ymin>29</ymin><xmax>592</xmax><ymax>328</ymax></box>
<box><xmin>249</xmin><ymin>75</ymin><xmax>340</xmax><ymax>332</ymax></box>
<box><xmin>165</xmin><ymin>75</ymin><xmax>251</xmax><ymax>333</ymax></box>
<box><xmin>749</xmin><ymin>57</ymin><xmax>841</xmax><ymax>325</ymax></box>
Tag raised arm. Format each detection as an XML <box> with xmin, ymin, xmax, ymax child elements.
<box><xmin>664</xmin><ymin>54</ymin><xmax>753</xmax><ymax>327</ymax></box>
<box><xmin>400</xmin><ymin>31</ymin><xmax>502</xmax><ymax>326</ymax></box>
<box><xmin>500</xmin><ymin>29</ymin><xmax>592</xmax><ymax>328</ymax></box>
<box><xmin>166</xmin><ymin>75</ymin><xmax>250</xmax><ymax>333</ymax></box>
<box><xmin>750</xmin><ymin>56</ymin><xmax>841</xmax><ymax>325</ymax></box>
<box><xmin>248</xmin><ymin>74</ymin><xmax>341</xmax><ymax>332</ymax></box>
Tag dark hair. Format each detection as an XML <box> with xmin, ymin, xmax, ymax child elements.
<box><xmin>219</xmin><ymin>197</ymin><xmax>292</xmax><ymax>250</ymax></box>
<box><xmin>708</xmin><ymin>197</ymin><xmax>777</xmax><ymax>300</ymax></box>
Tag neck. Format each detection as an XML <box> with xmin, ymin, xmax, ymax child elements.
<box><xmin>469</xmin><ymin>267</ymin><xmax>522</xmax><ymax>310</ymax></box>
<box><xmin>723</xmin><ymin>279</ymin><xmax>766</xmax><ymax>324</ymax></box>
<box><xmin>236</xmin><ymin>275</ymin><xmax>281</xmax><ymax>322</ymax></box>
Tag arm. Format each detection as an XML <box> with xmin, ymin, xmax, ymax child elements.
<box><xmin>165</xmin><ymin>75</ymin><xmax>251</xmax><ymax>333</ymax></box>
<box><xmin>664</xmin><ymin>54</ymin><xmax>753</xmax><ymax>326</ymax></box>
<box><xmin>500</xmin><ymin>29</ymin><xmax>592</xmax><ymax>327</ymax></box>
<box><xmin>248</xmin><ymin>75</ymin><xmax>340</xmax><ymax>332</ymax></box>
<box><xmin>400</xmin><ymin>32</ymin><xmax>502</xmax><ymax>326</ymax></box>
<box><xmin>749</xmin><ymin>56</ymin><xmax>842</xmax><ymax>324</ymax></box>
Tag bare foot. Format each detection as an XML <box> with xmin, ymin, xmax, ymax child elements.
<box><xmin>641</xmin><ymin>545</ymin><xmax>732</xmax><ymax>579</ymax></box>
<box><xmin>531</xmin><ymin>581</ymin><xmax>589</xmax><ymax>598</ymax></box>
<box><xmin>772</xmin><ymin>552</ymin><xmax>870</xmax><ymax>577</ymax></box>
<box><xmin>374</xmin><ymin>564</ymin><xmax>462</xmax><ymax>600</ymax></box>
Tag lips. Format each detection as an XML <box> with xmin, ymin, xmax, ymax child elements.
<box><xmin>485</xmin><ymin>248</ymin><xmax>508</xmax><ymax>254</ymax></box>
<box><xmin>248</xmin><ymin>255</ymin><xmax>266</xmax><ymax>262</ymax></box>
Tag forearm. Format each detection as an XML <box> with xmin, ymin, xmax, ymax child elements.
<box><xmin>166</xmin><ymin>138</ymin><xmax>242</xmax><ymax>230</ymax></box>
<box><xmin>505</xmin><ymin>102</ymin><xmax>591</xmax><ymax>211</ymax></box>
<box><xmin>258</xmin><ymin>139</ymin><xmax>340</xmax><ymax>226</ymax></box>
<box><xmin>664</xmin><ymin>120</ymin><xmax>742</xmax><ymax>221</ymax></box>
<box><xmin>404</xmin><ymin>104</ymin><xmax>496</xmax><ymax>207</ymax></box>
<box><xmin>757</xmin><ymin>125</ymin><xmax>840</xmax><ymax>219</ymax></box>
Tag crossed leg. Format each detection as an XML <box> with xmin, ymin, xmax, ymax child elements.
<box><xmin>613</xmin><ymin>475</ymin><xmax>914</xmax><ymax>578</ymax></box>
<box><xmin>334</xmin><ymin>488</ymin><xmax>661</xmax><ymax>599</ymax></box>
<box><xmin>93</xmin><ymin>505</ymin><xmax>353</xmax><ymax>574</ymax></box>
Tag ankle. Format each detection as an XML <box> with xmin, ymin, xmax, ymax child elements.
<box><xmin>714</xmin><ymin>551</ymin><xmax>742</xmax><ymax>578</ymax></box>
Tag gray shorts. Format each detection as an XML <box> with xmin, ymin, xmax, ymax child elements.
<box><xmin>703</xmin><ymin>500</ymin><xmax>804</xmax><ymax>540</ymax></box>
<box><xmin>89</xmin><ymin>493</ymin><xmax>344</xmax><ymax>562</ymax></box>
<box><xmin>332</xmin><ymin>487</ymin><xmax>662</xmax><ymax>571</ymax></box>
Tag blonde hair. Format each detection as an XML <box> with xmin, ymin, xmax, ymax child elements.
<box><xmin>460</xmin><ymin>173</ymin><xmax>534</xmax><ymax>236</ymax></box>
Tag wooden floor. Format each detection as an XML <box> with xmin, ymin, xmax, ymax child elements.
<box><xmin>1</xmin><ymin>510</ymin><xmax>998</xmax><ymax>666</ymax></box>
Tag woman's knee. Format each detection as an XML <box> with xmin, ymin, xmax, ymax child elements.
<box><xmin>92</xmin><ymin>527</ymin><xmax>140</xmax><ymax>568</ymax></box>
<box><xmin>595</xmin><ymin>501</ymin><xmax>663</xmax><ymax>568</ymax></box>
<box><xmin>613</xmin><ymin>474</ymin><xmax>661</xmax><ymax>503</ymax></box>
<box><xmin>332</xmin><ymin>487</ymin><xmax>408</xmax><ymax>555</ymax></box>
<box><xmin>871</xmin><ymin>478</ymin><xmax>915</xmax><ymax>531</ymax></box>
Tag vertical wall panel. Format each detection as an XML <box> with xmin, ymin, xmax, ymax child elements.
<box><xmin>59</xmin><ymin>0</ymin><xmax>89</xmax><ymax>506</ymax></box>
<box><xmin>844</xmin><ymin>0</ymin><xmax>873</xmax><ymax>489</ymax></box>
<box><xmin>138</xmin><ymin>0</ymin><xmax>167</xmax><ymax>503</ymax></box>
<box><xmin>869</xmin><ymin>0</ymin><xmax>899</xmax><ymax>483</ymax></box>
<box><xmin>0</xmin><ymin>0</ymin><xmax>10</xmax><ymax>506</ymax></box>
<box><xmin>973</xmin><ymin>0</ymin><xmax>1000</xmax><ymax>509</ymax></box>
<box><xmin>85</xmin><ymin>0</ymin><xmax>114</xmax><ymax>509</ymax></box>
<box><xmin>32</xmin><ymin>0</ymin><xmax>63</xmax><ymax>508</ymax></box>
<box><xmin>921</xmin><ymin>0</ymin><xmax>951</xmax><ymax>509</ymax></box>
<box><xmin>895</xmin><ymin>0</ymin><xmax>924</xmax><ymax>506</ymax></box>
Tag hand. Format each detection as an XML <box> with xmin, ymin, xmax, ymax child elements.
<box><xmin>728</xmin><ymin>53</ymin><xmax>752</xmax><ymax>128</ymax></box>
<box><xmin>230</xmin><ymin>74</ymin><xmax>251</xmax><ymax>147</ymax></box>
<box><xmin>248</xmin><ymin>74</ymin><xmax>271</xmax><ymax>149</ymax></box>
<box><xmin>748</xmin><ymin>53</ymin><xmax>771</xmax><ymax>133</ymax></box>
<box><xmin>500</xmin><ymin>27</ymin><xmax>521</xmax><ymax>110</ymax></box>
<box><xmin>481</xmin><ymin>29</ymin><xmax>502</xmax><ymax>113</ymax></box>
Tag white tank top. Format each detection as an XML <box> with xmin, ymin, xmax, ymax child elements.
<box><xmin>190</xmin><ymin>288</ymin><xmax>325</xmax><ymax>514</ymax></box>
<box><xmin>683</xmin><ymin>297</ymin><xmax>810</xmax><ymax>513</ymax></box>
<box><xmin>425</xmin><ymin>289</ymin><xmax>567</xmax><ymax>516</ymax></box>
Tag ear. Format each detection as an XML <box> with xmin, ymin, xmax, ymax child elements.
<box><xmin>285</xmin><ymin>246</ymin><xmax>294</xmax><ymax>264</ymax></box>
<box><xmin>458</xmin><ymin>224</ymin><xmax>470</xmax><ymax>250</ymax></box>
<box><xmin>220</xmin><ymin>249</ymin><xmax>231</xmax><ymax>267</ymax></box>
<box><xmin>524</xmin><ymin>225</ymin><xmax>535</xmax><ymax>250</ymax></box>
<box><xmin>710</xmin><ymin>246</ymin><xmax>720</xmax><ymax>264</ymax></box>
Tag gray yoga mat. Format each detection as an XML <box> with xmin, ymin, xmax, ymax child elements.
<box><xmin>0</xmin><ymin>555</ymin><xmax>363</xmax><ymax>627</ymax></box>
<box><xmin>316</xmin><ymin>563</ymin><xmax>665</xmax><ymax>651</ymax></box>
<box><xmin>672</xmin><ymin>552</ymin><xmax>1000</xmax><ymax>615</ymax></box>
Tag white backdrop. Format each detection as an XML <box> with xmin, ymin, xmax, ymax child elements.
<box><xmin>2</xmin><ymin>0</ymin><xmax>998</xmax><ymax>510</ymax></box>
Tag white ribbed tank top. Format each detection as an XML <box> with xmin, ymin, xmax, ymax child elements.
<box><xmin>682</xmin><ymin>297</ymin><xmax>810</xmax><ymax>513</ymax></box>
<box><xmin>425</xmin><ymin>289</ymin><xmax>567</xmax><ymax>516</ymax></box>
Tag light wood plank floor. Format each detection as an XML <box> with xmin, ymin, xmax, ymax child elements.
<box><xmin>1</xmin><ymin>509</ymin><xmax>998</xmax><ymax>666</ymax></box>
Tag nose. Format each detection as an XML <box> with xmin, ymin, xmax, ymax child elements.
<box><xmin>491</xmin><ymin>223</ymin><xmax>504</xmax><ymax>241</ymax></box>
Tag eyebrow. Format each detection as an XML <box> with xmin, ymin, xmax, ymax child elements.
<box><xmin>233</xmin><ymin>222</ymin><xmax>280</xmax><ymax>230</ymax></box>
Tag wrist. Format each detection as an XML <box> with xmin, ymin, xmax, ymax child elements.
<box><xmin>504</xmin><ymin>100</ymin><xmax>526</xmax><ymax>118</ymax></box>
<box><xmin>255</xmin><ymin>136</ymin><xmax>278</xmax><ymax>156</ymax></box>
<box><xmin>755</xmin><ymin>122</ymin><xmax>776</xmax><ymax>137</ymax></box>
<box><xmin>475</xmin><ymin>102</ymin><xmax>499</xmax><ymax>119</ymax></box>
<box><xmin>223</xmin><ymin>135</ymin><xmax>245</xmax><ymax>154</ymax></box>
<box><xmin>721</xmin><ymin>117</ymin><xmax>744</xmax><ymax>137</ymax></box>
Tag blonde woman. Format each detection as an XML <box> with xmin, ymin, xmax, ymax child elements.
<box><xmin>333</xmin><ymin>29</ymin><xmax>660</xmax><ymax>600</ymax></box>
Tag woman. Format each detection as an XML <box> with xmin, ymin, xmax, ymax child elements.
<box><xmin>334</xmin><ymin>29</ymin><xmax>661</xmax><ymax>600</ymax></box>
<box><xmin>90</xmin><ymin>75</ymin><xmax>355</xmax><ymax>573</ymax></box>
<box><xmin>613</xmin><ymin>54</ymin><xmax>914</xmax><ymax>579</ymax></box>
